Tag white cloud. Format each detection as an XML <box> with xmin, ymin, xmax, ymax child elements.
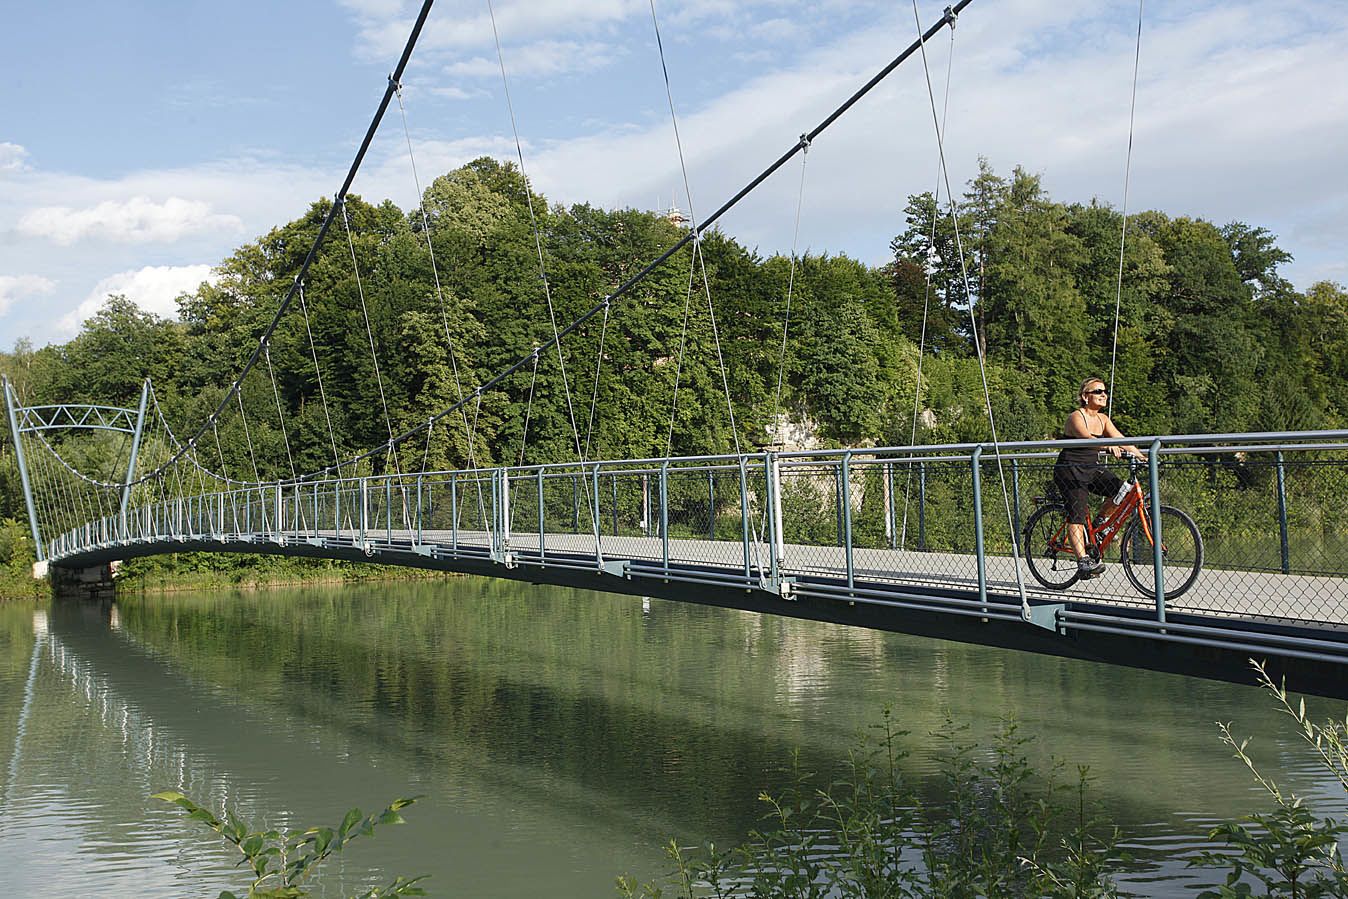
<box><xmin>429</xmin><ymin>84</ymin><xmax>477</xmax><ymax>100</ymax></box>
<box><xmin>18</xmin><ymin>196</ymin><xmax>244</xmax><ymax>246</ymax></box>
<box><xmin>0</xmin><ymin>275</ymin><xmax>56</xmax><ymax>317</ymax></box>
<box><xmin>345</xmin><ymin>0</ymin><xmax>641</xmax><ymax>59</ymax></box>
<box><xmin>57</xmin><ymin>265</ymin><xmax>217</xmax><ymax>335</ymax></box>
<box><xmin>0</xmin><ymin>142</ymin><xmax>28</xmax><ymax>174</ymax></box>
<box><xmin>444</xmin><ymin>40</ymin><xmax>621</xmax><ymax>80</ymax></box>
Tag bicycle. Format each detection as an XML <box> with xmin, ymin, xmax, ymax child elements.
<box><xmin>1021</xmin><ymin>460</ymin><xmax>1203</xmax><ymax>598</ymax></box>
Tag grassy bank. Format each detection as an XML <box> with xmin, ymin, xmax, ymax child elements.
<box><xmin>116</xmin><ymin>552</ymin><xmax>450</xmax><ymax>593</ymax></box>
<box><xmin>0</xmin><ymin>518</ymin><xmax>44</xmax><ymax>601</ymax></box>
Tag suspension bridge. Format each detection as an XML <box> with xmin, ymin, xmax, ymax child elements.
<box><xmin>8</xmin><ymin>0</ymin><xmax>1348</xmax><ymax>697</ymax></box>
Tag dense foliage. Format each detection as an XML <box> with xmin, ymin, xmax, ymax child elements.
<box><xmin>624</xmin><ymin>666</ymin><xmax>1348</xmax><ymax>897</ymax></box>
<box><xmin>2</xmin><ymin>156</ymin><xmax>1343</xmax><ymax>528</ymax></box>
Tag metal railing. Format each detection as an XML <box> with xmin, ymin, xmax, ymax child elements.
<box><xmin>46</xmin><ymin>430</ymin><xmax>1348</xmax><ymax>653</ymax></box>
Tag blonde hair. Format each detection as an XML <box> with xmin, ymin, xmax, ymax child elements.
<box><xmin>1078</xmin><ymin>377</ymin><xmax>1105</xmax><ymax>406</ymax></box>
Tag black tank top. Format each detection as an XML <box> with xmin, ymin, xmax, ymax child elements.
<box><xmin>1057</xmin><ymin>409</ymin><xmax>1103</xmax><ymax>467</ymax></box>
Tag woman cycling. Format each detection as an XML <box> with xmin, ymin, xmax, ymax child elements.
<box><xmin>1054</xmin><ymin>377</ymin><xmax>1145</xmax><ymax>579</ymax></box>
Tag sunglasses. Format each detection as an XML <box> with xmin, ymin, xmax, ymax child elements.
<box><xmin>1085</xmin><ymin>389</ymin><xmax>1108</xmax><ymax>396</ymax></box>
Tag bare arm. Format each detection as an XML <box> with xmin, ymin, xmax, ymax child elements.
<box><xmin>1101</xmin><ymin>414</ymin><xmax>1145</xmax><ymax>459</ymax></box>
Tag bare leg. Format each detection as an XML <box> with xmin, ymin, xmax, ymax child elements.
<box><xmin>1067</xmin><ymin>522</ymin><xmax>1087</xmax><ymax>559</ymax></box>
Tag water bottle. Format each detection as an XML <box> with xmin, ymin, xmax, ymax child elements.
<box><xmin>1112</xmin><ymin>479</ymin><xmax>1130</xmax><ymax>505</ymax></box>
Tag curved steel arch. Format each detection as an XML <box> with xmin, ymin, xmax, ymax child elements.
<box><xmin>3</xmin><ymin>378</ymin><xmax>150</xmax><ymax>562</ymax></box>
<box><xmin>15</xmin><ymin>404</ymin><xmax>142</xmax><ymax>434</ymax></box>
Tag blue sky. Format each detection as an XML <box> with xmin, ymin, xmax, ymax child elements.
<box><xmin>2</xmin><ymin>0</ymin><xmax>1346</xmax><ymax>348</ymax></box>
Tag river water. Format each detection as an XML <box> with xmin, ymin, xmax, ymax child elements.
<box><xmin>0</xmin><ymin>578</ymin><xmax>1345</xmax><ymax>897</ymax></box>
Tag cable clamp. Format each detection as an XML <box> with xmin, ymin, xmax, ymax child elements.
<box><xmin>389</xmin><ymin>75</ymin><xmax>401</xmax><ymax>94</ymax></box>
<box><xmin>798</xmin><ymin>133</ymin><xmax>811</xmax><ymax>152</ymax></box>
<box><xmin>945</xmin><ymin>5</ymin><xmax>957</xmax><ymax>28</ymax></box>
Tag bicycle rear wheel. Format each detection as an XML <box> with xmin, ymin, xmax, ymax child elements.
<box><xmin>1022</xmin><ymin>502</ymin><xmax>1080</xmax><ymax>590</ymax></box>
<box><xmin>1120</xmin><ymin>505</ymin><xmax>1203</xmax><ymax>599</ymax></box>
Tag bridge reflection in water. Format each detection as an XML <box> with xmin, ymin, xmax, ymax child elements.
<box><xmin>43</xmin><ymin>430</ymin><xmax>1348</xmax><ymax>696</ymax></box>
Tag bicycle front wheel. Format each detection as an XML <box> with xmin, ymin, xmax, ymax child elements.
<box><xmin>1120</xmin><ymin>505</ymin><xmax>1203</xmax><ymax>599</ymax></box>
<box><xmin>1022</xmin><ymin>502</ymin><xmax>1080</xmax><ymax>590</ymax></box>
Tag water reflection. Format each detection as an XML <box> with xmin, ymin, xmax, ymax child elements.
<box><xmin>0</xmin><ymin>579</ymin><xmax>1345</xmax><ymax>896</ymax></box>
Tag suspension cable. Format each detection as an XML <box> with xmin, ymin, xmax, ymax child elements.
<box><xmin>229</xmin><ymin>0</ymin><xmax>975</xmax><ymax>486</ymax></box>
<box><xmin>124</xmin><ymin>0</ymin><xmax>438</xmax><ymax>487</ymax></box>
<box><xmin>902</xmin><ymin>18</ymin><xmax>956</xmax><ymax>549</ymax></box>
<box><xmin>393</xmin><ymin>81</ymin><xmax>482</xmax><ymax>477</ymax></box>
<box><xmin>664</xmin><ymin>243</ymin><xmax>700</xmax><ymax>457</ymax></box>
<box><xmin>341</xmin><ymin>201</ymin><xmax>402</xmax><ymax>481</ymax></box>
<box><xmin>769</xmin><ymin>140</ymin><xmax>810</xmax><ymax>444</ymax></box>
<box><xmin>649</xmin><ymin>0</ymin><xmax>742</xmax><ymax>456</ymax></box>
<box><xmin>1108</xmin><ymin>0</ymin><xmax>1144</xmax><ymax>416</ymax></box>
<box><xmin>297</xmin><ymin>281</ymin><xmax>342</xmax><ymax>470</ymax></box>
<box><xmin>583</xmin><ymin>301</ymin><xmax>612</xmax><ymax>461</ymax></box>
<box><xmin>235</xmin><ymin>389</ymin><xmax>263</xmax><ymax>485</ymax></box>
<box><xmin>518</xmin><ymin>349</ymin><xmax>540</xmax><ymax>467</ymax></box>
<box><xmin>264</xmin><ymin>342</ymin><xmax>298</xmax><ymax>481</ymax></box>
<box><xmin>487</xmin><ymin>0</ymin><xmax>588</xmax><ymax>465</ymax></box>
<box><xmin>911</xmin><ymin>0</ymin><xmax>1029</xmax><ymax>612</ymax></box>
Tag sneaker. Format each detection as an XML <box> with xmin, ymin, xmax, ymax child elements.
<box><xmin>1076</xmin><ymin>557</ymin><xmax>1106</xmax><ymax>580</ymax></box>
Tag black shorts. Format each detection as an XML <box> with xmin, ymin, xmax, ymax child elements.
<box><xmin>1053</xmin><ymin>463</ymin><xmax>1122</xmax><ymax>526</ymax></box>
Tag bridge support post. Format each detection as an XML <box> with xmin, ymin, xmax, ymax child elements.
<box><xmin>739</xmin><ymin>457</ymin><xmax>751</xmax><ymax>582</ymax></box>
<box><xmin>450</xmin><ymin>477</ymin><xmax>458</xmax><ymax>552</ymax></box>
<box><xmin>842</xmin><ymin>451</ymin><xmax>854</xmax><ymax>591</ymax></box>
<box><xmin>763</xmin><ymin>454</ymin><xmax>781</xmax><ymax>589</ymax></box>
<box><xmin>1275</xmin><ymin>451</ymin><xmax>1291</xmax><ymax>574</ymax></box>
<box><xmin>972</xmin><ymin>446</ymin><xmax>987</xmax><ymax>613</ymax></box>
<box><xmin>416</xmin><ymin>476</ymin><xmax>425</xmax><ymax>546</ymax></box>
<box><xmin>274</xmin><ymin>484</ymin><xmax>283</xmax><ymax>543</ymax></box>
<box><xmin>118</xmin><ymin>379</ymin><xmax>150</xmax><ymax>541</ymax></box>
<box><xmin>537</xmin><ymin>469</ymin><xmax>545</xmax><ymax>561</ymax></box>
<box><xmin>707</xmin><ymin>470</ymin><xmax>715</xmax><ymax>541</ymax></box>
<box><xmin>660</xmin><ymin>462</ymin><xmax>670</xmax><ymax>571</ymax></box>
<box><xmin>1148</xmin><ymin>438</ymin><xmax>1165</xmax><ymax>623</ymax></box>
<box><xmin>885</xmin><ymin>461</ymin><xmax>896</xmax><ymax>550</ymax></box>
<box><xmin>4</xmin><ymin>377</ymin><xmax>44</xmax><ymax>563</ymax></box>
<box><xmin>918</xmin><ymin>462</ymin><xmax>927</xmax><ymax>552</ymax></box>
<box><xmin>360</xmin><ymin>478</ymin><xmax>368</xmax><ymax>549</ymax></box>
<box><xmin>592</xmin><ymin>464</ymin><xmax>604</xmax><ymax>562</ymax></box>
<box><xmin>499</xmin><ymin>469</ymin><xmax>512</xmax><ymax>558</ymax></box>
<box><xmin>771</xmin><ymin>455</ymin><xmax>785</xmax><ymax>563</ymax></box>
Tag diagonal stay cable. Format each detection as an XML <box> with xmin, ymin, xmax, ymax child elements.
<box><xmin>487</xmin><ymin>0</ymin><xmax>603</xmax><ymax>555</ymax></box>
<box><xmin>297</xmin><ymin>281</ymin><xmax>342</xmax><ymax>471</ymax></box>
<box><xmin>770</xmin><ymin>143</ymin><xmax>810</xmax><ymax>444</ymax></box>
<box><xmin>265</xmin><ymin>342</ymin><xmax>299</xmax><ymax>482</ymax></box>
<box><xmin>583</xmin><ymin>302</ymin><xmax>612</xmax><ymax>461</ymax></box>
<box><xmin>1108</xmin><ymin>0</ymin><xmax>1144</xmax><ymax>416</ymax></box>
<box><xmin>911</xmin><ymin>0</ymin><xmax>1029</xmax><ymax>613</ymax></box>
<box><xmin>118</xmin><ymin>0</ymin><xmax>439</xmax><ymax>488</ymax></box>
<box><xmin>392</xmin><ymin>83</ymin><xmax>480</xmax><ymax>472</ymax></box>
<box><xmin>664</xmin><ymin>249</ymin><xmax>699</xmax><ymax>457</ymax></box>
<box><xmin>649</xmin><ymin>0</ymin><xmax>742</xmax><ymax>457</ymax></box>
<box><xmin>341</xmin><ymin>200</ymin><xmax>402</xmax><ymax>481</ymax></box>
<box><xmin>257</xmin><ymin>0</ymin><xmax>977</xmax><ymax>485</ymax></box>
<box><xmin>901</xmin><ymin>17</ymin><xmax>956</xmax><ymax>550</ymax></box>
<box><xmin>487</xmin><ymin>0</ymin><xmax>586</xmax><ymax>465</ymax></box>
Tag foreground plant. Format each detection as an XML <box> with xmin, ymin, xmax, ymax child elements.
<box><xmin>618</xmin><ymin>710</ymin><xmax>1124</xmax><ymax>898</ymax></box>
<box><xmin>152</xmin><ymin>791</ymin><xmax>426</xmax><ymax>898</ymax></box>
<box><xmin>1191</xmin><ymin>661</ymin><xmax>1348</xmax><ymax>898</ymax></box>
